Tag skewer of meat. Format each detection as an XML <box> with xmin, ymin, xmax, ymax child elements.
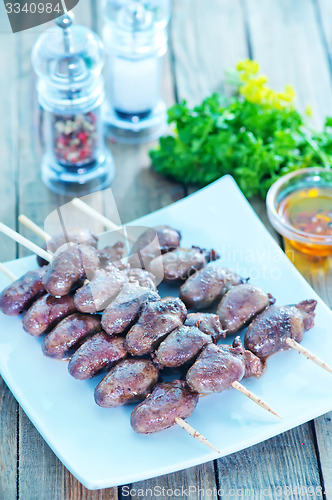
<box><xmin>244</xmin><ymin>299</ymin><xmax>332</xmax><ymax>374</ymax></box>
<box><xmin>94</xmin><ymin>358</ymin><xmax>219</xmax><ymax>452</ymax></box>
<box><xmin>152</xmin><ymin>323</ymin><xmax>279</xmax><ymax>416</ymax></box>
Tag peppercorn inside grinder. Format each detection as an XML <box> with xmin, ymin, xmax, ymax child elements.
<box><xmin>102</xmin><ymin>0</ymin><xmax>170</xmax><ymax>144</ymax></box>
<box><xmin>32</xmin><ymin>14</ymin><xmax>115</xmax><ymax>196</ymax></box>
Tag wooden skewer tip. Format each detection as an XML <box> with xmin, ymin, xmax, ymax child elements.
<box><xmin>174</xmin><ymin>417</ymin><xmax>220</xmax><ymax>453</ymax></box>
<box><xmin>286</xmin><ymin>338</ymin><xmax>332</xmax><ymax>375</ymax></box>
<box><xmin>18</xmin><ymin>215</ymin><xmax>51</xmax><ymax>242</ymax></box>
<box><xmin>231</xmin><ymin>380</ymin><xmax>282</xmax><ymax>419</ymax></box>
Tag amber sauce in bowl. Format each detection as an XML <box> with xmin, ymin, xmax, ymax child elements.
<box><xmin>267</xmin><ymin>168</ymin><xmax>332</xmax><ymax>283</ymax></box>
<box><xmin>277</xmin><ymin>186</ymin><xmax>332</xmax><ymax>257</ymax></box>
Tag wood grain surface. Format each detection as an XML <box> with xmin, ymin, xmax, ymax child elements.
<box><xmin>0</xmin><ymin>0</ymin><xmax>331</xmax><ymax>498</ymax></box>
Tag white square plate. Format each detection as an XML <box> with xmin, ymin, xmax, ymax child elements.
<box><xmin>1</xmin><ymin>175</ymin><xmax>332</xmax><ymax>490</ymax></box>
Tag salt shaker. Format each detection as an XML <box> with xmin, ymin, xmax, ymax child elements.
<box><xmin>32</xmin><ymin>14</ymin><xmax>115</xmax><ymax>196</ymax></box>
<box><xmin>102</xmin><ymin>0</ymin><xmax>170</xmax><ymax>143</ymax></box>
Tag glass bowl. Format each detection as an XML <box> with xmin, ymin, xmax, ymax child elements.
<box><xmin>266</xmin><ymin>167</ymin><xmax>332</xmax><ymax>257</ymax></box>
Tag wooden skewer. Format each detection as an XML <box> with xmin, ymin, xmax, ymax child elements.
<box><xmin>286</xmin><ymin>338</ymin><xmax>332</xmax><ymax>374</ymax></box>
<box><xmin>71</xmin><ymin>198</ymin><xmax>136</xmax><ymax>243</ymax></box>
<box><xmin>0</xmin><ymin>263</ymin><xmax>17</xmax><ymax>281</ymax></box>
<box><xmin>231</xmin><ymin>381</ymin><xmax>282</xmax><ymax>419</ymax></box>
<box><xmin>174</xmin><ymin>417</ymin><xmax>220</xmax><ymax>453</ymax></box>
<box><xmin>18</xmin><ymin>215</ymin><xmax>52</xmax><ymax>242</ymax></box>
<box><xmin>0</xmin><ymin>222</ymin><xmax>53</xmax><ymax>263</ymax></box>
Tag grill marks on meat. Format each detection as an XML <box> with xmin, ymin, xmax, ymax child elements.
<box><xmin>68</xmin><ymin>333</ymin><xmax>127</xmax><ymax>379</ymax></box>
<box><xmin>130</xmin><ymin>380</ymin><xmax>199</xmax><ymax>434</ymax></box>
<box><xmin>186</xmin><ymin>343</ymin><xmax>245</xmax><ymax>394</ymax></box>
<box><xmin>129</xmin><ymin>225</ymin><xmax>181</xmax><ymax>269</ymax></box>
<box><xmin>43</xmin><ymin>243</ymin><xmax>100</xmax><ymax>297</ymax></box>
<box><xmin>244</xmin><ymin>300</ymin><xmax>317</xmax><ymax>359</ymax></box>
<box><xmin>101</xmin><ymin>283</ymin><xmax>159</xmax><ymax>335</ymax></box>
<box><xmin>94</xmin><ymin>358</ymin><xmax>159</xmax><ymax>408</ymax></box>
<box><xmin>74</xmin><ymin>266</ymin><xmax>127</xmax><ymax>313</ymax></box>
<box><xmin>148</xmin><ymin>247</ymin><xmax>218</xmax><ymax>283</ymax></box>
<box><xmin>23</xmin><ymin>294</ymin><xmax>77</xmax><ymax>336</ymax></box>
<box><xmin>0</xmin><ymin>268</ymin><xmax>46</xmax><ymax>315</ymax></box>
<box><xmin>185</xmin><ymin>313</ymin><xmax>226</xmax><ymax>341</ymax></box>
<box><xmin>180</xmin><ymin>265</ymin><xmax>244</xmax><ymax>309</ymax></box>
<box><xmin>42</xmin><ymin>313</ymin><xmax>101</xmax><ymax>359</ymax></box>
<box><xmin>217</xmin><ymin>284</ymin><xmax>275</xmax><ymax>334</ymax></box>
<box><xmin>153</xmin><ymin>325</ymin><xmax>212</xmax><ymax>368</ymax></box>
<box><xmin>124</xmin><ymin>298</ymin><xmax>187</xmax><ymax>356</ymax></box>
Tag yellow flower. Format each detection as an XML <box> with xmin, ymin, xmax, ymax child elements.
<box><xmin>305</xmin><ymin>105</ymin><xmax>313</xmax><ymax>118</ymax></box>
<box><xmin>236</xmin><ymin>59</ymin><xmax>296</xmax><ymax>109</ymax></box>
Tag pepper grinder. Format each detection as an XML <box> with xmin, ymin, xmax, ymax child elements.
<box><xmin>32</xmin><ymin>14</ymin><xmax>115</xmax><ymax>196</ymax></box>
<box><xmin>102</xmin><ymin>0</ymin><xmax>170</xmax><ymax>143</ymax></box>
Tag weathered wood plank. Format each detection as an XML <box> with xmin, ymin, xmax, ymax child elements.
<box><xmin>0</xmin><ymin>378</ymin><xmax>17</xmax><ymax>500</ymax></box>
<box><xmin>216</xmin><ymin>424</ymin><xmax>323</xmax><ymax>499</ymax></box>
<box><xmin>314</xmin><ymin>414</ymin><xmax>332</xmax><ymax>500</ymax></box>
<box><xmin>124</xmin><ymin>463</ymin><xmax>218</xmax><ymax>500</ymax></box>
<box><xmin>171</xmin><ymin>0</ymin><xmax>248</xmax><ymax>106</ymax></box>
<box><xmin>0</xmin><ymin>26</ymin><xmax>19</xmax><ymax>500</ymax></box>
<box><xmin>245</xmin><ymin>0</ymin><xmax>332</xmax><ymax>129</ymax></box>
<box><xmin>316</xmin><ymin>0</ymin><xmax>332</xmax><ymax>75</ymax></box>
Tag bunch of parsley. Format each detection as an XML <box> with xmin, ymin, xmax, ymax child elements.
<box><xmin>149</xmin><ymin>62</ymin><xmax>332</xmax><ymax>198</ymax></box>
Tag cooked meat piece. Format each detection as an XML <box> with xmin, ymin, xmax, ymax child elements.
<box><xmin>217</xmin><ymin>284</ymin><xmax>275</xmax><ymax>334</ymax></box>
<box><xmin>23</xmin><ymin>294</ymin><xmax>77</xmax><ymax>336</ymax></box>
<box><xmin>42</xmin><ymin>313</ymin><xmax>101</xmax><ymax>359</ymax></box>
<box><xmin>153</xmin><ymin>325</ymin><xmax>212</xmax><ymax>368</ymax></box>
<box><xmin>94</xmin><ymin>358</ymin><xmax>159</xmax><ymax>407</ymax></box>
<box><xmin>124</xmin><ymin>298</ymin><xmax>187</xmax><ymax>356</ymax></box>
<box><xmin>101</xmin><ymin>283</ymin><xmax>159</xmax><ymax>335</ymax></box>
<box><xmin>98</xmin><ymin>242</ymin><xmax>124</xmax><ymax>269</ymax></box>
<box><xmin>129</xmin><ymin>225</ymin><xmax>181</xmax><ymax>269</ymax></box>
<box><xmin>185</xmin><ymin>313</ymin><xmax>226</xmax><ymax>341</ymax></box>
<box><xmin>180</xmin><ymin>265</ymin><xmax>245</xmax><ymax>309</ymax></box>
<box><xmin>127</xmin><ymin>268</ymin><xmax>157</xmax><ymax>290</ymax></box>
<box><xmin>43</xmin><ymin>243</ymin><xmax>100</xmax><ymax>296</ymax></box>
<box><xmin>48</xmin><ymin>229</ymin><xmax>98</xmax><ymax>251</ymax></box>
<box><xmin>74</xmin><ymin>266</ymin><xmax>127</xmax><ymax>313</ymax></box>
<box><xmin>68</xmin><ymin>332</ymin><xmax>127</xmax><ymax>379</ymax></box>
<box><xmin>37</xmin><ymin>228</ymin><xmax>98</xmax><ymax>266</ymax></box>
<box><xmin>131</xmin><ymin>380</ymin><xmax>199</xmax><ymax>434</ymax></box>
<box><xmin>244</xmin><ymin>299</ymin><xmax>317</xmax><ymax>359</ymax></box>
<box><xmin>0</xmin><ymin>268</ymin><xmax>46</xmax><ymax>316</ymax></box>
<box><xmin>148</xmin><ymin>246</ymin><xmax>219</xmax><ymax>283</ymax></box>
<box><xmin>228</xmin><ymin>336</ymin><xmax>266</xmax><ymax>378</ymax></box>
<box><xmin>186</xmin><ymin>343</ymin><xmax>245</xmax><ymax>394</ymax></box>
<box><xmin>244</xmin><ymin>349</ymin><xmax>266</xmax><ymax>378</ymax></box>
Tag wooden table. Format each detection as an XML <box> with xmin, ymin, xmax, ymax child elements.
<box><xmin>0</xmin><ymin>0</ymin><xmax>332</xmax><ymax>498</ymax></box>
